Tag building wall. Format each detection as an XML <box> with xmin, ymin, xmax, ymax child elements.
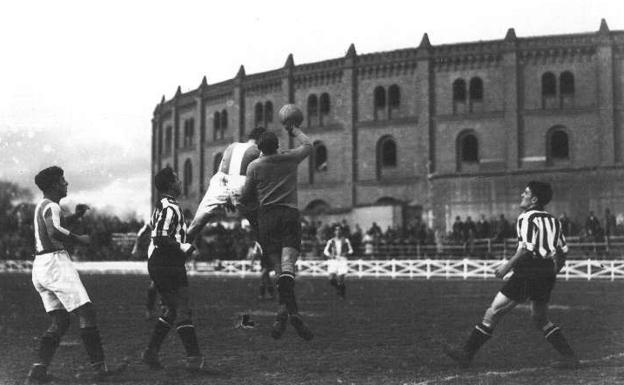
<box><xmin>152</xmin><ymin>25</ymin><xmax>624</xmax><ymax>230</ymax></box>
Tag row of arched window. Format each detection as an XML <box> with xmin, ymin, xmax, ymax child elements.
<box><xmin>179</xmin><ymin>125</ymin><xmax>571</xmax><ymax>196</ymax></box>
<box><xmin>452</xmin><ymin>77</ymin><xmax>483</xmax><ymax>113</ymax></box>
<box><xmin>542</xmin><ymin>71</ymin><xmax>575</xmax><ymax>108</ymax></box>
<box><xmin>374</xmin><ymin>85</ymin><xmax>401</xmax><ymax>120</ymax></box>
<box><xmin>457</xmin><ymin>126</ymin><xmax>570</xmax><ymax>169</ymax></box>
<box><xmin>307</xmin><ymin>93</ymin><xmax>330</xmax><ymax>126</ymax></box>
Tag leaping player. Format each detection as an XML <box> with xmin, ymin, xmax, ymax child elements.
<box><xmin>27</xmin><ymin>166</ymin><xmax>125</xmax><ymax>383</ymax></box>
<box><xmin>186</xmin><ymin>126</ymin><xmax>267</xmax><ymax>246</ymax></box>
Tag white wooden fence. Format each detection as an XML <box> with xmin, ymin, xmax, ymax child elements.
<box><xmin>3</xmin><ymin>259</ymin><xmax>624</xmax><ymax>281</ymax></box>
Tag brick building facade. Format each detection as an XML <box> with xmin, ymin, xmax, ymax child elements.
<box><xmin>151</xmin><ymin>20</ymin><xmax>624</xmax><ymax>232</ymax></box>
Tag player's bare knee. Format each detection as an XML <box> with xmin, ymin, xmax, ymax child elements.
<box><xmin>483</xmin><ymin>306</ymin><xmax>501</xmax><ymax>328</ymax></box>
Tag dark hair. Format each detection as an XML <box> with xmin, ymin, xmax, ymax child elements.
<box><xmin>527</xmin><ymin>181</ymin><xmax>553</xmax><ymax>207</ymax></box>
<box><xmin>258</xmin><ymin>131</ymin><xmax>279</xmax><ymax>155</ymax></box>
<box><xmin>248</xmin><ymin>126</ymin><xmax>267</xmax><ymax>141</ymax></box>
<box><xmin>35</xmin><ymin>166</ymin><xmax>64</xmax><ymax>192</ymax></box>
<box><xmin>154</xmin><ymin>167</ymin><xmax>176</xmax><ymax>192</ymax></box>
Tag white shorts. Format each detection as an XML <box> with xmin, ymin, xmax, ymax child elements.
<box><xmin>327</xmin><ymin>257</ymin><xmax>349</xmax><ymax>276</ymax></box>
<box><xmin>194</xmin><ymin>171</ymin><xmax>247</xmax><ymax>217</ymax></box>
<box><xmin>31</xmin><ymin>250</ymin><xmax>91</xmax><ymax>312</ymax></box>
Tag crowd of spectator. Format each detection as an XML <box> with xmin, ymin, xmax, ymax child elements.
<box><xmin>3</xmin><ymin>199</ymin><xmax>624</xmax><ymax>261</ymax></box>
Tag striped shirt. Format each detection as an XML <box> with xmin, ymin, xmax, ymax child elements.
<box><xmin>148</xmin><ymin>196</ymin><xmax>188</xmax><ymax>259</ymax></box>
<box><xmin>219</xmin><ymin>142</ymin><xmax>260</xmax><ymax>176</ymax></box>
<box><xmin>33</xmin><ymin>199</ymin><xmax>70</xmax><ymax>254</ymax></box>
<box><xmin>324</xmin><ymin>237</ymin><xmax>354</xmax><ymax>259</ymax></box>
<box><xmin>516</xmin><ymin>209</ymin><xmax>569</xmax><ymax>258</ymax></box>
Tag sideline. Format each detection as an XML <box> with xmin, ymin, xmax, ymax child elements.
<box><xmin>408</xmin><ymin>352</ymin><xmax>624</xmax><ymax>385</ymax></box>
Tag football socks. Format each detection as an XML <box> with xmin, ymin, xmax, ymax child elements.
<box><xmin>176</xmin><ymin>320</ymin><xmax>201</xmax><ymax>357</ymax></box>
<box><xmin>79</xmin><ymin>326</ymin><xmax>105</xmax><ymax>367</ymax></box>
<box><xmin>464</xmin><ymin>323</ymin><xmax>493</xmax><ymax>356</ymax></box>
<box><xmin>543</xmin><ymin>322</ymin><xmax>575</xmax><ymax>357</ymax></box>
<box><xmin>277</xmin><ymin>272</ymin><xmax>298</xmax><ymax>315</ymax></box>
<box><xmin>147</xmin><ymin>317</ymin><xmax>172</xmax><ymax>353</ymax></box>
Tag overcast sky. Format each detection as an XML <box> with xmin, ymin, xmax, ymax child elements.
<box><xmin>1</xmin><ymin>0</ymin><xmax>622</xmax><ymax>219</ymax></box>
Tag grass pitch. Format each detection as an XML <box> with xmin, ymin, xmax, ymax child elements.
<box><xmin>1</xmin><ymin>273</ymin><xmax>623</xmax><ymax>384</ymax></box>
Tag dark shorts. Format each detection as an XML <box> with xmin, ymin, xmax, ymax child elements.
<box><xmin>148</xmin><ymin>263</ymin><xmax>188</xmax><ymax>294</ymax></box>
<box><xmin>257</xmin><ymin>205</ymin><xmax>302</xmax><ymax>257</ymax></box>
<box><xmin>501</xmin><ymin>259</ymin><xmax>556</xmax><ymax>302</ymax></box>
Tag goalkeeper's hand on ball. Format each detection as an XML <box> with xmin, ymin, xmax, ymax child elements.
<box><xmin>284</xmin><ymin>121</ymin><xmax>296</xmax><ymax>137</ymax></box>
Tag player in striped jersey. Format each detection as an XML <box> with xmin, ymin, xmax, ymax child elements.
<box><xmin>444</xmin><ymin>181</ymin><xmax>579</xmax><ymax>369</ymax></box>
<box><xmin>324</xmin><ymin>226</ymin><xmax>353</xmax><ymax>299</ymax></box>
<box><xmin>186</xmin><ymin>127</ymin><xmax>266</xmax><ymax>244</ymax></box>
<box><xmin>142</xmin><ymin>167</ymin><xmax>204</xmax><ymax>371</ymax></box>
<box><xmin>27</xmin><ymin>166</ymin><xmax>125</xmax><ymax>383</ymax></box>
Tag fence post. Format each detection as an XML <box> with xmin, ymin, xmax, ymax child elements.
<box><xmin>391</xmin><ymin>259</ymin><xmax>396</xmax><ymax>278</ymax></box>
<box><xmin>426</xmin><ymin>259</ymin><xmax>431</xmax><ymax>279</ymax></box>
<box><xmin>463</xmin><ymin>259</ymin><xmax>468</xmax><ymax>280</ymax></box>
<box><xmin>587</xmin><ymin>258</ymin><xmax>591</xmax><ymax>281</ymax></box>
<box><xmin>358</xmin><ymin>259</ymin><xmax>362</xmax><ymax>278</ymax></box>
<box><xmin>612</xmin><ymin>260</ymin><xmax>615</xmax><ymax>281</ymax></box>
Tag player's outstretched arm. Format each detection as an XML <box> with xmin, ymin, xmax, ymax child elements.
<box><xmin>44</xmin><ymin>205</ymin><xmax>90</xmax><ymax>246</ymax></box>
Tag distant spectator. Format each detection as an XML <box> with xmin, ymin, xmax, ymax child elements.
<box><xmin>604</xmin><ymin>209</ymin><xmax>617</xmax><ymax>237</ymax></box>
<box><xmin>559</xmin><ymin>213</ymin><xmax>572</xmax><ymax>237</ymax></box>
<box><xmin>451</xmin><ymin>216</ymin><xmax>464</xmax><ymax>244</ymax></box>
<box><xmin>362</xmin><ymin>231</ymin><xmax>375</xmax><ymax>259</ymax></box>
<box><xmin>464</xmin><ymin>216</ymin><xmax>477</xmax><ymax>255</ymax></box>
<box><xmin>585</xmin><ymin>211</ymin><xmax>602</xmax><ymax>241</ymax></box>
<box><xmin>368</xmin><ymin>222</ymin><xmax>382</xmax><ymax>238</ymax></box>
<box><xmin>494</xmin><ymin>214</ymin><xmax>512</xmax><ymax>243</ymax></box>
<box><xmin>475</xmin><ymin>214</ymin><xmax>490</xmax><ymax>239</ymax></box>
<box><xmin>350</xmin><ymin>224</ymin><xmax>363</xmax><ymax>257</ymax></box>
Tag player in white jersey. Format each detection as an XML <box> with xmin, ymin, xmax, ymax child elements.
<box><xmin>27</xmin><ymin>166</ymin><xmax>125</xmax><ymax>383</ymax></box>
<box><xmin>444</xmin><ymin>181</ymin><xmax>579</xmax><ymax>369</ymax></box>
<box><xmin>186</xmin><ymin>127</ymin><xmax>266</xmax><ymax>244</ymax></box>
<box><xmin>324</xmin><ymin>226</ymin><xmax>353</xmax><ymax>298</ymax></box>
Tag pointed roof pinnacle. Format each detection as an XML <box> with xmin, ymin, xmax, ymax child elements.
<box><xmin>175</xmin><ymin>86</ymin><xmax>181</xmax><ymax>97</ymax></box>
<box><xmin>419</xmin><ymin>33</ymin><xmax>431</xmax><ymax>49</ymax></box>
<box><xmin>599</xmin><ymin>18</ymin><xmax>610</xmax><ymax>34</ymax></box>
<box><xmin>200</xmin><ymin>76</ymin><xmax>208</xmax><ymax>88</ymax></box>
<box><xmin>346</xmin><ymin>43</ymin><xmax>357</xmax><ymax>57</ymax></box>
<box><xmin>505</xmin><ymin>28</ymin><xmax>517</xmax><ymax>42</ymax></box>
<box><xmin>160</xmin><ymin>95</ymin><xmax>166</xmax><ymax>104</ymax></box>
<box><xmin>284</xmin><ymin>53</ymin><xmax>294</xmax><ymax>68</ymax></box>
<box><xmin>236</xmin><ymin>65</ymin><xmax>245</xmax><ymax>78</ymax></box>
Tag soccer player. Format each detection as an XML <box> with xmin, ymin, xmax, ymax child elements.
<box><xmin>186</xmin><ymin>126</ymin><xmax>267</xmax><ymax>244</ymax></box>
<box><xmin>444</xmin><ymin>181</ymin><xmax>579</xmax><ymax>369</ymax></box>
<box><xmin>131</xmin><ymin>222</ymin><xmax>159</xmax><ymax>320</ymax></box>
<box><xmin>240</xmin><ymin>123</ymin><xmax>314</xmax><ymax>341</ymax></box>
<box><xmin>27</xmin><ymin>166</ymin><xmax>125</xmax><ymax>383</ymax></box>
<box><xmin>142</xmin><ymin>167</ymin><xmax>204</xmax><ymax>370</ymax></box>
<box><xmin>324</xmin><ymin>226</ymin><xmax>353</xmax><ymax>299</ymax></box>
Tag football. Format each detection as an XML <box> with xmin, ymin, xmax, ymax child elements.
<box><xmin>278</xmin><ymin>104</ymin><xmax>304</xmax><ymax>127</ymax></box>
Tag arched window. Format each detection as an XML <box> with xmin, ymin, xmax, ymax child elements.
<box><xmin>559</xmin><ymin>72</ymin><xmax>575</xmax><ymax>95</ymax></box>
<box><xmin>183</xmin><ymin>159</ymin><xmax>192</xmax><ymax>196</ymax></box>
<box><xmin>264</xmin><ymin>101</ymin><xmax>273</xmax><ymax>124</ymax></box>
<box><xmin>183</xmin><ymin>119</ymin><xmax>194</xmax><ymax>147</ymax></box>
<box><xmin>165</xmin><ymin>126</ymin><xmax>172</xmax><ymax>154</ymax></box>
<box><xmin>320</xmin><ymin>93</ymin><xmax>330</xmax><ymax>115</ymax></box>
<box><xmin>314</xmin><ymin>141</ymin><xmax>327</xmax><ymax>171</ymax></box>
<box><xmin>374</xmin><ymin>86</ymin><xmax>386</xmax><ymax>118</ymax></box>
<box><xmin>453</xmin><ymin>79</ymin><xmax>467</xmax><ymax>114</ymax></box>
<box><xmin>220</xmin><ymin>110</ymin><xmax>228</xmax><ymax>131</ymax></box>
<box><xmin>548</xmin><ymin>127</ymin><xmax>570</xmax><ymax>162</ymax></box>
<box><xmin>213</xmin><ymin>112</ymin><xmax>221</xmax><ymax>141</ymax></box>
<box><xmin>469</xmin><ymin>77</ymin><xmax>483</xmax><ymax>101</ymax></box>
<box><xmin>453</xmin><ymin>79</ymin><xmax>467</xmax><ymax>102</ymax></box>
<box><xmin>307</xmin><ymin>94</ymin><xmax>318</xmax><ymax>126</ymax></box>
<box><xmin>213</xmin><ymin>152</ymin><xmax>223</xmax><ymax>175</ymax></box>
<box><xmin>457</xmin><ymin>131</ymin><xmax>479</xmax><ymax>166</ymax></box>
<box><xmin>541</xmin><ymin>72</ymin><xmax>557</xmax><ymax>96</ymax></box>
<box><xmin>254</xmin><ymin>103</ymin><xmax>264</xmax><ymax>126</ymax></box>
<box><xmin>304</xmin><ymin>200</ymin><xmax>330</xmax><ymax>214</ymax></box>
<box><xmin>376</xmin><ymin>136</ymin><xmax>397</xmax><ymax>179</ymax></box>
<box><xmin>388</xmin><ymin>85</ymin><xmax>400</xmax><ymax>108</ymax></box>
